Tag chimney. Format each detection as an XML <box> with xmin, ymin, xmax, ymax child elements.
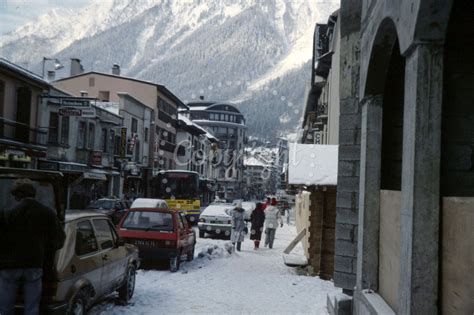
<box><xmin>70</xmin><ymin>58</ymin><xmax>84</xmax><ymax>76</ymax></box>
<box><xmin>199</xmin><ymin>95</ymin><xmax>204</xmax><ymax>100</ymax></box>
<box><xmin>47</xmin><ymin>71</ymin><xmax>55</xmax><ymax>81</ymax></box>
<box><xmin>112</xmin><ymin>64</ymin><xmax>120</xmax><ymax>75</ymax></box>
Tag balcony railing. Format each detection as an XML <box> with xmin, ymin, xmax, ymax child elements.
<box><xmin>0</xmin><ymin>117</ymin><xmax>48</xmax><ymax>147</ymax></box>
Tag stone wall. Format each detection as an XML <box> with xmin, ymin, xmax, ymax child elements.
<box><xmin>333</xmin><ymin>0</ymin><xmax>362</xmax><ymax>292</ymax></box>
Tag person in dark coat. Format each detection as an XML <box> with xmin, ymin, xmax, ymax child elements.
<box><xmin>0</xmin><ymin>179</ymin><xmax>65</xmax><ymax>315</ymax></box>
<box><xmin>250</xmin><ymin>202</ymin><xmax>265</xmax><ymax>250</ymax></box>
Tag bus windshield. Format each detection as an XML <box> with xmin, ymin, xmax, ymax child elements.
<box><xmin>152</xmin><ymin>172</ymin><xmax>199</xmax><ymax>200</ymax></box>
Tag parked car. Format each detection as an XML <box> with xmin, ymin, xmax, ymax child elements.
<box><xmin>86</xmin><ymin>198</ymin><xmax>129</xmax><ymax>224</ymax></box>
<box><xmin>198</xmin><ymin>201</ymin><xmax>255</xmax><ymax>239</ymax></box>
<box><xmin>117</xmin><ymin>208</ymin><xmax>196</xmax><ymax>272</ymax></box>
<box><xmin>130</xmin><ymin>198</ymin><xmax>168</xmax><ymax>209</ymax></box>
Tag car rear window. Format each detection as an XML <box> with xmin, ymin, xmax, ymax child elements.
<box><xmin>122</xmin><ymin>211</ymin><xmax>174</xmax><ymax>232</ymax></box>
<box><xmin>87</xmin><ymin>200</ymin><xmax>114</xmax><ymax>209</ymax></box>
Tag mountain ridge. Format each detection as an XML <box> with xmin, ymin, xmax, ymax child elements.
<box><xmin>0</xmin><ymin>0</ymin><xmax>339</xmax><ymax>140</ymax></box>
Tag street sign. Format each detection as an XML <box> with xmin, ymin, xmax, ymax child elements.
<box><xmin>59</xmin><ymin>107</ymin><xmax>96</xmax><ymax>118</ymax></box>
<box><xmin>120</xmin><ymin>127</ymin><xmax>127</xmax><ymax>158</ymax></box>
<box><xmin>60</xmin><ymin>99</ymin><xmax>90</xmax><ymax>107</ymax></box>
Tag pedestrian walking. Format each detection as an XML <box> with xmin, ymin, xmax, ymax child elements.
<box><xmin>0</xmin><ymin>179</ymin><xmax>65</xmax><ymax>315</ymax></box>
<box><xmin>264</xmin><ymin>197</ymin><xmax>283</xmax><ymax>249</ymax></box>
<box><xmin>230</xmin><ymin>201</ymin><xmax>246</xmax><ymax>252</ymax></box>
<box><xmin>284</xmin><ymin>202</ymin><xmax>291</xmax><ymax>225</ymax></box>
<box><xmin>250</xmin><ymin>202</ymin><xmax>265</xmax><ymax>250</ymax></box>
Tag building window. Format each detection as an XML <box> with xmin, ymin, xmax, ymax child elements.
<box><xmin>144</xmin><ymin>128</ymin><xmax>149</xmax><ymax>142</ymax></box>
<box><xmin>89</xmin><ymin>77</ymin><xmax>95</xmax><ymax>87</ymax></box>
<box><xmin>131</xmin><ymin>118</ymin><xmax>138</xmax><ymax>133</ymax></box>
<box><xmin>98</xmin><ymin>91</ymin><xmax>110</xmax><ymax>102</ymax></box>
<box><xmin>100</xmin><ymin>128</ymin><xmax>107</xmax><ymax>152</ymax></box>
<box><xmin>48</xmin><ymin>112</ymin><xmax>59</xmax><ymax>143</ymax></box>
<box><xmin>88</xmin><ymin>123</ymin><xmax>95</xmax><ymax>149</ymax></box>
<box><xmin>60</xmin><ymin>117</ymin><xmax>69</xmax><ymax>145</ymax></box>
<box><xmin>78</xmin><ymin>121</ymin><xmax>86</xmax><ymax>148</ymax></box>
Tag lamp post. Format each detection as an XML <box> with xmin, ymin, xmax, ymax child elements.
<box><xmin>42</xmin><ymin>57</ymin><xmax>64</xmax><ymax>79</ymax></box>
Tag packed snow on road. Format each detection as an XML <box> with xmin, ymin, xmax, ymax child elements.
<box><xmin>89</xmin><ymin>224</ymin><xmax>340</xmax><ymax>314</ymax></box>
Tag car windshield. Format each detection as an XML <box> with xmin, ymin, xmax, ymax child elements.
<box><xmin>0</xmin><ymin>178</ymin><xmax>56</xmax><ymax>211</ymax></box>
<box><xmin>122</xmin><ymin>211</ymin><xmax>174</xmax><ymax>232</ymax></box>
<box><xmin>87</xmin><ymin>200</ymin><xmax>114</xmax><ymax>209</ymax></box>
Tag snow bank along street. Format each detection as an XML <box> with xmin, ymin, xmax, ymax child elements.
<box><xmin>90</xmin><ymin>224</ymin><xmax>340</xmax><ymax>314</ymax></box>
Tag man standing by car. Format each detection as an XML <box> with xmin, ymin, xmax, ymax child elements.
<box><xmin>264</xmin><ymin>198</ymin><xmax>283</xmax><ymax>249</ymax></box>
<box><xmin>0</xmin><ymin>179</ymin><xmax>65</xmax><ymax>315</ymax></box>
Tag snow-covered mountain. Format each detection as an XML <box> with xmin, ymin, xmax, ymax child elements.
<box><xmin>0</xmin><ymin>0</ymin><xmax>339</xmax><ymax>140</ymax></box>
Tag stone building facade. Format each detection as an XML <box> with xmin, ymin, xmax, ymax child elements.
<box><xmin>332</xmin><ymin>1</ymin><xmax>474</xmax><ymax>314</ymax></box>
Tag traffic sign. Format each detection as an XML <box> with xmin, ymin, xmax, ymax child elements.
<box><xmin>60</xmin><ymin>99</ymin><xmax>90</xmax><ymax>107</ymax></box>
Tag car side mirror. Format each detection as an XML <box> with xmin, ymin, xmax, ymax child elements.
<box><xmin>116</xmin><ymin>238</ymin><xmax>126</xmax><ymax>247</ymax></box>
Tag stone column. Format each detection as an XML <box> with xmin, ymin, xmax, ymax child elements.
<box><xmin>400</xmin><ymin>43</ymin><xmax>443</xmax><ymax>314</ymax></box>
<box><xmin>356</xmin><ymin>95</ymin><xmax>383</xmax><ymax>291</ymax></box>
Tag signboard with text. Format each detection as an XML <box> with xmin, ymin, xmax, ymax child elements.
<box><xmin>59</xmin><ymin>107</ymin><xmax>96</xmax><ymax>118</ymax></box>
<box><xmin>60</xmin><ymin>98</ymin><xmax>90</xmax><ymax>107</ymax></box>
<box><xmin>120</xmin><ymin>127</ymin><xmax>127</xmax><ymax>158</ymax></box>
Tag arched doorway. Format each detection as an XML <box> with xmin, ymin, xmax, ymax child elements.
<box><xmin>357</xmin><ymin>17</ymin><xmax>406</xmax><ymax>313</ymax></box>
<box><xmin>441</xmin><ymin>0</ymin><xmax>474</xmax><ymax>313</ymax></box>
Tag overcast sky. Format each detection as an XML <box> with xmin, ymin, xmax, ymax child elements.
<box><xmin>0</xmin><ymin>0</ymin><xmax>90</xmax><ymax>34</ymax></box>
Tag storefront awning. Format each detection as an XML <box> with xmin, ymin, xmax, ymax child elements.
<box><xmin>288</xmin><ymin>143</ymin><xmax>338</xmax><ymax>186</ymax></box>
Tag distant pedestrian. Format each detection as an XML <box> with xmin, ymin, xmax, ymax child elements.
<box><xmin>250</xmin><ymin>202</ymin><xmax>265</xmax><ymax>250</ymax></box>
<box><xmin>284</xmin><ymin>203</ymin><xmax>291</xmax><ymax>225</ymax></box>
<box><xmin>230</xmin><ymin>201</ymin><xmax>246</xmax><ymax>252</ymax></box>
<box><xmin>264</xmin><ymin>198</ymin><xmax>283</xmax><ymax>249</ymax></box>
<box><xmin>0</xmin><ymin>179</ymin><xmax>65</xmax><ymax>315</ymax></box>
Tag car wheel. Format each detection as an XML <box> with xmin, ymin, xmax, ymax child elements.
<box><xmin>170</xmin><ymin>254</ymin><xmax>180</xmax><ymax>272</ymax></box>
<box><xmin>68</xmin><ymin>288</ymin><xmax>88</xmax><ymax>315</ymax></box>
<box><xmin>199</xmin><ymin>230</ymin><xmax>205</xmax><ymax>238</ymax></box>
<box><xmin>118</xmin><ymin>264</ymin><xmax>136</xmax><ymax>303</ymax></box>
<box><xmin>187</xmin><ymin>245</ymin><xmax>195</xmax><ymax>261</ymax></box>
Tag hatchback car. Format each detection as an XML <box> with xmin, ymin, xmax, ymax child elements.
<box><xmin>117</xmin><ymin>208</ymin><xmax>196</xmax><ymax>272</ymax></box>
<box><xmin>198</xmin><ymin>201</ymin><xmax>255</xmax><ymax>239</ymax></box>
<box><xmin>15</xmin><ymin>211</ymin><xmax>140</xmax><ymax>314</ymax></box>
<box><xmin>86</xmin><ymin>198</ymin><xmax>129</xmax><ymax>224</ymax></box>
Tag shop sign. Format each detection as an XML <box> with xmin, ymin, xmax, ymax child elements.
<box><xmin>120</xmin><ymin>127</ymin><xmax>127</xmax><ymax>158</ymax></box>
<box><xmin>60</xmin><ymin>99</ymin><xmax>90</xmax><ymax>107</ymax></box>
<box><xmin>59</xmin><ymin>107</ymin><xmax>96</xmax><ymax>118</ymax></box>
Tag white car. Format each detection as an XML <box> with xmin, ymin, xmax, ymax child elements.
<box><xmin>130</xmin><ymin>198</ymin><xmax>168</xmax><ymax>209</ymax></box>
<box><xmin>198</xmin><ymin>201</ymin><xmax>256</xmax><ymax>238</ymax></box>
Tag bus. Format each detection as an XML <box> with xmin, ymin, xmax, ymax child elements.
<box><xmin>149</xmin><ymin>170</ymin><xmax>201</xmax><ymax>222</ymax></box>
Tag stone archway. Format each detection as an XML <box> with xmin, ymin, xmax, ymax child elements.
<box><xmin>357</xmin><ymin>17</ymin><xmax>405</xmax><ymax>313</ymax></box>
<box><xmin>440</xmin><ymin>1</ymin><xmax>474</xmax><ymax>313</ymax></box>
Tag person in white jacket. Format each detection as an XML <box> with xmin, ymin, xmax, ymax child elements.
<box><xmin>264</xmin><ymin>198</ymin><xmax>283</xmax><ymax>249</ymax></box>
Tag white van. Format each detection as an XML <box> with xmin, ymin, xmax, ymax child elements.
<box><xmin>130</xmin><ymin>198</ymin><xmax>168</xmax><ymax>209</ymax></box>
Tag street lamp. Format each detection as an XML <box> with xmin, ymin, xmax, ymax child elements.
<box><xmin>42</xmin><ymin>57</ymin><xmax>64</xmax><ymax>79</ymax></box>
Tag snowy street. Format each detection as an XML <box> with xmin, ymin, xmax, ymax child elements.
<box><xmin>90</xmin><ymin>224</ymin><xmax>340</xmax><ymax>315</ymax></box>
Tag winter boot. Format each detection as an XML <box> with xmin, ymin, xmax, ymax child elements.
<box><xmin>236</xmin><ymin>242</ymin><xmax>242</xmax><ymax>251</ymax></box>
<box><xmin>254</xmin><ymin>240</ymin><xmax>260</xmax><ymax>250</ymax></box>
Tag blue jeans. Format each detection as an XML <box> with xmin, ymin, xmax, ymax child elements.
<box><xmin>265</xmin><ymin>228</ymin><xmax>276</xmax><ymax>248</ymax></box>
<box><xmin>0</xmin><ymin>268</ymin><xmax>43</xmax><ymax>315</ymax></box>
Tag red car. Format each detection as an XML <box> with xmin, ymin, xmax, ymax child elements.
<box><xmin>117</xmin><ymin>208</ymin><xmax>196</xmax><ymax>272</ymax></box>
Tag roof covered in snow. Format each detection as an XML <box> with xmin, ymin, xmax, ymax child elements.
<box><xmin>244</xmin><ymin>156</ymin><xmax>268</xmax><ymax>167</ymax></box>
<box><xmin>178</xmin><ymin>114</ymin><xmax>218</xmax><ymax>142</ymax></box>
<box><xmin>0</xmin><ymin>58</ymin><xmax>50</xmax><ymax>87</ymax></box>
<box><xmin>288</xmin><ymin>143</ymin><xmax>338</xmax><ymax>186</ymax></box>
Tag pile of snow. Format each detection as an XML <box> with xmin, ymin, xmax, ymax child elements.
<box><xmin>197</xmin><ymin>243</ymin><xmax>234</xmax><ymax>259</ymax></box>
<box><xmin>288</xmin><ymin>143</ymin><xmax>338</xmax><ymax>186</ymax></box>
